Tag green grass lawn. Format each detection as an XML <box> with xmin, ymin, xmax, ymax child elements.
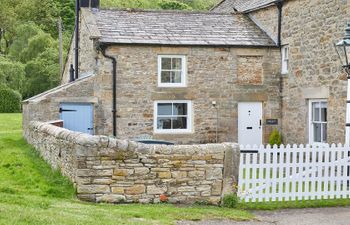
<box><xmin>0</xmin><ymin>113</ymin><xmax>253</xmax><ymax>225</ymax></box>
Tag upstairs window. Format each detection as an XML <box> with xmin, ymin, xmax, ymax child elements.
<box><xmin>309</xmin><ymin>100</ymin><xmax>327</xmax><ymax>144</ymax></box>
<box><xmin>158</xmin><ymin>55</ymin><xmax>186</xmax><ymax>87</ymax></box>
<box><xmin>281</xmin><ymin>45</ymin><xmax>289</xmax><ymax>74</ymax></box>
<box><xmin>154</xmin><ymin>100</ymin><xmax>192</xmax><ymax>133</ymax></box>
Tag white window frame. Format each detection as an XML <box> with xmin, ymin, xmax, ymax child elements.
<box><xmin>158</xmin><ymin>55</ymin><xmax>187</xmax><ymax>87</ymax></box>
<box><xmin>154</xmin><ymin>100</ymin><xmax>193</xmax><ymax>134</ymax></box>
<box><xmin>281</xmin><ymin>45</ymin><xmax>289</xmax><ymax>74</ymax></box>
<box><xmin>308</xmin><ymin>99</ymin><xmax>327</xmax><ymax>144</ymax></box>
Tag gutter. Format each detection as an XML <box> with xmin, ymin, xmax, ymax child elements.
<box><xmin>100</xmin><ymin>44</ymin><xmax>117</xmax><ymax>137</ymax></box>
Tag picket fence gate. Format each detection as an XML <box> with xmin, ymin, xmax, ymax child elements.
<box><xmin>238</xmin><ymin>144</ymin><xmax>350</xmax><ymax>202</ymax></box>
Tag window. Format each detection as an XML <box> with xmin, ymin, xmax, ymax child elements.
<box><xmin>281</xmin><ymin>45</ymin><xmax>289</xmax><ymax>74</ymax></box>
<box><xmin>154</xmin><ymin>101</ymin><xmax>192</xmax><ymax>133</ymax></box>
<box><xmin>309</xmin><ymin>100</ymin><xmax>327</xmax><ymax>144</ymax></box>
<box><xmin>158</xmin><ymin>55</ymin><xmax>186</xmax><ymax>87</ymax></box>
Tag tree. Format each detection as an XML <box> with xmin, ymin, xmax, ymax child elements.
<box><xmin>0</xmin><ymin>85</ymin><xmax>22</xmax><ymax>113</ymax></box>
<box><xmin>23</xmin><ymin>48</ymin><xmax>60</xmax><ymax>99</ymax></box>
<box><xmin>15</xmin><ymin>0</ymin><xmax>60</xmax><ymax>36</ymax></box>
<box><xmin>0</xmin><ymin>0</ymin><xmax>19</xmax><ymax>54</ymax></box>
<box><xmin>8</xmin><ymin>23</ymin><xmax>42</xmax><ymax>62</ymax></box>
<box><xmin>0</xmin><ymin>56</ymin><xmax>25</xmax><ymax>92</ymax></box>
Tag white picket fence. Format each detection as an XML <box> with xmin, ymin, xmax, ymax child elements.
<box><xmin>238</xmin><ymin>144</ymin><xmax>350</xmax><ymax>202</ymax></box>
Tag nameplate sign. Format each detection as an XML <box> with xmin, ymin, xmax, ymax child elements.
<box><xmin>266</xmin><ymin>119</ymin><xmax>278</xmax><ymax>125</ymax></box>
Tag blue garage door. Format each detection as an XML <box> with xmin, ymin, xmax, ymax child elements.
<box><xmin>60</xmin><ymin>103</ymin><xmax>94</xmax><ymax>135</ymax></box>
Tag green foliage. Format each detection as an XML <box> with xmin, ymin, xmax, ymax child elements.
<box><xmin>223</xmin><ymin>193</ymin><xmax>239</xmax><ymax>208</ymax></box>
<box><xmin>9</xmin><ymin>23</ymin><xmax>56</xmax><ymax>63</ymax></box>
<box><xmin>269</xmin><ymin>129</ymin><xmax>282</xmax><ymax>146</ymax></box>
<box><xmin>15</xmin><ymin>0</ymin><xmax>60</xmax><ymax>36</ymax></box>
<box><xmin>0</xmin><ymin>57</ymin><xmax>25</xmax><ymax>91</ymax></box>
<box><xmin>158</xmin><ymin>0</ymin><xmax>192</xmax><ymax>10</ymax></box>
<box><xmin>23</xmin><ymin>48</ymin><xmax>60</xmax><ymax>99</ymax></box>
<box><xmin>57</xmin><ymin>0</ymin><xmax>76</xmax><ymax>33</ymax></box>
<box><xmin>0</xmin><ymin>86</ymin><xmax>21</xmax><ymax>113</ymax></box>
<box><xmin>101</xmin><ymin>0</ymin><xmax>218</xmax><ymax>10</ymax></box>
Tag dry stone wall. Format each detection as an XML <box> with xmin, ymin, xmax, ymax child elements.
<box><xmin>26</xmin><ymin>121</ymin><xmax>240</xmax><ymax>205</ymax></box>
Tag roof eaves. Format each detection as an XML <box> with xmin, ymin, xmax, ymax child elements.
<box><xmin>242</xmin><ymin>0</ymin><xmax>281</xmax><ymax>13</ymax></box>
<box><xmin>97</xmin><ymin>40</ymin><xmax>278</xmax><ymax>48</ymax></box>
<box><xmin>210</xmin><ymin>0</ymin><xmax>227</xmax><ymax>11</ymax></box>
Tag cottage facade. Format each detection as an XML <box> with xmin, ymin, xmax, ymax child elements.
<box><xmin>23</xmin><ymin>0</ymin><xmax>350</xmax><ymax>145</ymax></box>
<box><xmin>214</xmin><ymin>0</ymin><xmax>350</xmax><ymax>144</ymax></box>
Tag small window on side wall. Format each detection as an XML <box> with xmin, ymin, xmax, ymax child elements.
<box><xmin>158</xmin><ymin>55</ymin><xmax>186</xmax><ymax>87</ymax></box>
<box><xmin>281</xmin><ymin>45</ymin><xmax>289</xmax><ymax>74</ymax></box>
<box><xmin>154</xmin><ymin>100</ymin><xmax>192</xmax><ymax>133</ymax></box>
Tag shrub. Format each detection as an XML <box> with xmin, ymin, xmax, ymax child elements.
<box><xmin>269</xmin><ymin>128</ymin><xmax>282</xmax><ymax>146</ymax></box>
<box><xmin>222</xmin><ymin>193</ymin><xmax>239</xmax><ymax>208</ymax></box>
<box><xmin>0</xmin><ymin>86</ymin><xmax>22</xmax><ymax>113</ymax></box>
<box><xmin>158</xmin><ymin>0</ymin><xmax>192</xmax><ymax>10</ymax></box>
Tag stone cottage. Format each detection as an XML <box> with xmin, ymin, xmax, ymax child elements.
<box><xmin>23</xmin><ymin>0</ymin><xmax>350</xmax><ymax>145</ymax></box>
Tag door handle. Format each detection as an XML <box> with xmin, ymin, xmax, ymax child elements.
<box><xmin>247</xmin><ymin>127</ymin><xmax>253</xmax><ymax>130</ymax></box>
<box><xmin>87</xmin><ymin>128</ymin><xmax>94</xmax><ymax>131</ymax></box>
<box><xmin>260</xmin><ymin>119</ymin><xmax>262</xmax><ymax>126</ymax></box>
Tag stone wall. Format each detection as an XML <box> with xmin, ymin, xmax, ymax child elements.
<box><xmin>249</xmin><ymin>6</ymin><xmax>279</xmax><ymax>44</ymax></box>
<box><xmin>100</xmin><ymin>46</ymin><xmax>281</xmax><ymax>144</ymax></box>
<box><xmin>26</xmin><ymin>121</ymin><xmax>240</xmax><ymax>205</ymax></box>
<box><xmin>279</xmin><ymin>0</ymin><xmax>350</xmax><ymax>144</ymax></box>
<box><xmin>246</xmin><ymin>0</ymin><xmax>350</xmax><ymax>144</ymax></box>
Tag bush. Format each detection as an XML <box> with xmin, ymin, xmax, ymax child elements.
<box><xmin>0</xmin><ymin>86</ymin><xmax>22</xmax><ymax>113</ymax></box>
<box><xmin>158</xmin><ymin>0</ymin><xmax>192</xmax><ymax>10</ymax></box>
<box><xmin>222</xmin><ymin>193</ymin><xmax>239</xmax><ymax>208</ymax></box>
<box><xmin>269</xmin><ymin>129</ymin><xmax>282</xmax><ymax>146</ymax></box>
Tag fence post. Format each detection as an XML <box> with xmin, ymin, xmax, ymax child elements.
<box><xmin>222</xmin><ymin>143</ymin><xmax>240</xmax><ymax>196</ymax></box>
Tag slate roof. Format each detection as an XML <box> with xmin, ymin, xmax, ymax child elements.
<box><xmin>91</xmin><ymin>9</ymin><xmax>276</xmax><ymax>47</ymax></box>
<box><xmin>212</xmin><ymin>0</ymin><xmax>277</xmax><ymax>13</ymax></box>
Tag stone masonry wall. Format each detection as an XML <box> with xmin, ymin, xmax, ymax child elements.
<box><xmin>98</xmin><ymin>46</ymin><xmax>281</xmax><ymax>144</ymax></box>
<box><xmin>247</xmin><ymin>0</ymin><xmax>350</xmax><ymax>144</ymax></box>
<box><xmin>26</xmin><ymin>121</ymin><xmax>240</xmax><ymax>205</ymax></box>
<box><xmin>279</xmin><ymin>0</ymin><xmax>350</xmax><ymax>144</ymax></box>
<box><xmin>249</xmin><ymin>6</ymin><xmax>279</xmax><ymax>44</ymax></box>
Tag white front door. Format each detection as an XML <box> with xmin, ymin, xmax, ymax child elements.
<box><xmin>238</xmin><ymin>102</ymin><xmax>263</xmax><ymax>146</ymax></box>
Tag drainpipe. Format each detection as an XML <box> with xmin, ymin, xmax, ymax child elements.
<box><xmin>101</xmin><ymin>45</ymin><xmax>117</xmax><ymax>137</ymax></box>
<box><xmin>276</xmin><ymin>0</ymin><xmax>283</xmax><ymax>47</ymax></box>
<box><xmin>74</xmin><ymin>0</ymin><xmax>80</xmax><ymax>79</ymax></box>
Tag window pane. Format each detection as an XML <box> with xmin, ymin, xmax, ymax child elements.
<box><xmin>172</xmin><ymin>117</ymin><xmax>187</xmax><ymax>129</ymax></box>
<box><xmin>161</xmin><ymin>58</ymin><xmax>171</xmax><ymax>70</ymax></box>
<box><xmin>172</xmin><ymin>58</ymin><xmax>182</xmax><ymax>70</ymax></box>
<box><xmin>161</xmin><ymin>71</ymin><xmax>171</xmax><ymax>83</ymax></box>
<box><xmin>322</xmin><ymin>124</ymin><xmax>327</xmax><ymax>142</ymax></box>
<box><xmin>171</xmin><ymin>71</ymin><xmax>182</xmax><ymax>83</ymax></box>
<box><xmin>284</xmin><ymin>47</ymin><xmax>289</xmax><ymax>59</ymax></box>
<box><xmin>157</xmin><ymin>117</ymin><xmax>172</xmax><ymax>129</ymax></box>
<box><xmin>321</xmin><ymin>102</ymin><xmax>327</xmax><ymax>122</ymax></box>
<box><xmin>312</xmin><ymin>103</ymin><xmax>320</xmax><ymax>121</ymax></box>
<box><xmin>313</xmin><ymin>123</ymin><xmax>321</xmax><ymax>143</ymax></box>
<box><xmin>173</xmin><ymin>103</ymin><xmax>187</xmax><ymax>115</ymax></box>
<box><xmin>158</xmin><ymin>103</ymin><xmax>172</xmax><ymax>115</ymax></box>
